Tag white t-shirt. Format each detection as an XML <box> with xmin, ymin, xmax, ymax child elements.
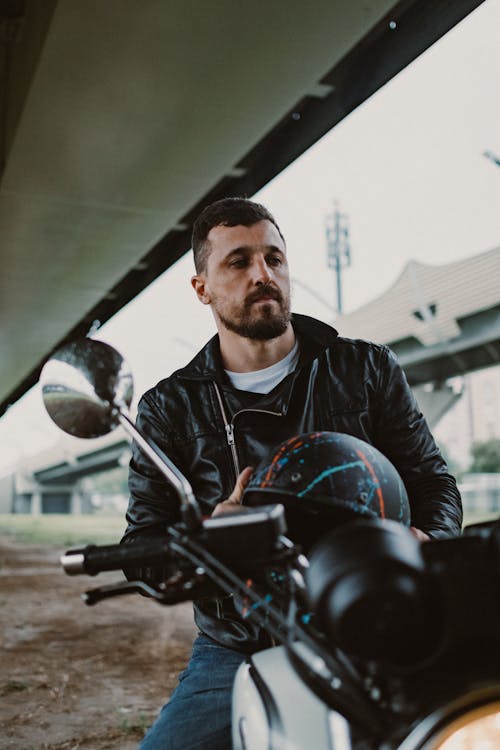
<box><xmin>225</xmin><ymin>340</ymin><xmax>300</xmax><ymax>394</ymax></box>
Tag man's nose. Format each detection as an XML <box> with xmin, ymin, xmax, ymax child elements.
<box><xmin>252</xmin><ymin>256</ymin><xmax>273</xmax><ymax>285</ymax></box>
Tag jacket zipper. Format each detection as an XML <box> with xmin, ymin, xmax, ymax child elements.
<box><xmin>212</xmin><ymin>382</ymin><xmax>241</xmax><ymax>477</ymax></box>
<box><xmin>210</xmin><ymin>385</ymin><xmax>283</xmax><ymax>625</ymax></box>
<box><xmin>211</xmin><ymin>383</ymin><xmax>282</xmax><ymax>480</ymax></box>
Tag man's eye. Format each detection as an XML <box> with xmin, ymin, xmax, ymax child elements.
<box><xmin>267</xmin><ymin>256</ymin><xmax>282</xmax><ymax>266</ymax></box>
<box><xmin>230</xmin><ymin>258</ymin><xmax>247</xmax><ymax>268</ymax></box>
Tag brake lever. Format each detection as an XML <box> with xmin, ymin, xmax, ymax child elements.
<box><xmin>82</xmin><ymin>567</ymin><xmax>213</xmax><ymax>606</ymax></box>
<box><xmin>82</xmin><ymin>579</ymin><xmax>169</xmax><ymax>605</ymax></box>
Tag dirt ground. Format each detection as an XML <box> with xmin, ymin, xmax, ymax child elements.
<box><xmin>0</xmin><ymin>538</ymin><xmax>196</xmax><ymax>750</ymax></box>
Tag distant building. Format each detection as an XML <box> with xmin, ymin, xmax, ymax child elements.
<box><xmin>434</xmin><ymin>364</ymin><xmax>500</xmax><ymax>470</ymax></box>
<box><xmin>459</xmin><ymin>472</ymin><xmax>500</xmax><ymax>516</ymax></box>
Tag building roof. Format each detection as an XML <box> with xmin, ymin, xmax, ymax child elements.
<box><xmin>338</xmin><ymin>246</ymin><xmax>500</xmax><ymax>384</ymax></box>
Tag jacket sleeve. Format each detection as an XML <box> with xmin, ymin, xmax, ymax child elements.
<box><xmin>120</xmin><ymin>391</ymin><xmax>183</xmax><ymax>579</ymax></box>
<box><xmin>374</xmin><ymin>347</ymin><xmax>462</xmax><ymax>539</ymax></box>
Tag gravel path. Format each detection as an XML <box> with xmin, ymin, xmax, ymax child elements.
<box><xmin>0</xmin><ymin>538</ymin><xmax>196</xmax><ymax>749</ymax></box>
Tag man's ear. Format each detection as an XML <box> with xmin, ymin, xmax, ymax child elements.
<box><xmin>191</xmin><ymin>274</ymin><xmax>211</xmax><ymax>305</ymax></box>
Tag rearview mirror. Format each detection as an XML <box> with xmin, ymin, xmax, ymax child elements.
<box><xmin>40</xmin><ymin>338</ymin><xmax>201</xmax><ymax>528</ymax></box>
<box><xmin>40</xmin><ymin>338</ymin><xmax>133</xmax><ymax>438</ymax></box>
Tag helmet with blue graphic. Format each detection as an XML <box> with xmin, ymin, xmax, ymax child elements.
<box><xmin>243</xmin><ymin>432</ymin><xmax>410</xmax><ymax>548</ymax></box>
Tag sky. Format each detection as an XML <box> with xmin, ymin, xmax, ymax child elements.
<box><xmin>1</xmin><ymin>0</ymin><xmax>499</xmax><ymax>475</ymax></box>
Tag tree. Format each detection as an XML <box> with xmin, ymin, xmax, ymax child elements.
<box><xmin>469</xmin><ymin>438</ymin><xmax>500</xmax><ymax>473</ymax></box>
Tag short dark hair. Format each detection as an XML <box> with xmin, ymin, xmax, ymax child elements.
<box><xmin>191</xmin><ymin>197</ymin><xmax>285</xmax><ymax>273</ymax></box>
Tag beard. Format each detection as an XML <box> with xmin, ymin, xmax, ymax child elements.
<box><xmin>214</xmin><ymin>283</ymin><xmax>291</xmax><ymax>341</ymax></box>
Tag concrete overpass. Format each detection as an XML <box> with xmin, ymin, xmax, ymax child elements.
<box><xmin>338</xmin><ymin>246</ymin><xmax>500</xmax><ymax>383</ymax></box>
<box><xmin>0</xmin><ymin>434</ymin><xmax>130</xmax><ymax>514</ymax></box>
<box><xmin>0</xmin><ymin>0</ymin><xmax>484</xmax><ymax>418</ymax></box>
<box><xmin>338</xmin><ymin>246</ymin><xmax>500</xmax><ymax>426</ymax></box>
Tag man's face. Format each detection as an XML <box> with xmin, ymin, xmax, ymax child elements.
<box><xmin>192</xmin><ymin>220</ymin><xmax>291</xmax><ymax>340</ymax></box>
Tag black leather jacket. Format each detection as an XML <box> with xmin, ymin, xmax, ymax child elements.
<box><xmin>123</xmin><ymin>314</ymin><xmax>462</xmax><ymax>652</ymax></box>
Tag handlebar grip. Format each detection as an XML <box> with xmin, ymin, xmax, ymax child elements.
<box><xmin>60</xmin><ymin>538</ymin><xmax>172</xmax><ymax>576</ymax></box>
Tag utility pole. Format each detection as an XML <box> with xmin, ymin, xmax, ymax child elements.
<box><xmin>325</xmin><ymin>203</ymin><xmax>351</xmax><ymax>314</ymax></box>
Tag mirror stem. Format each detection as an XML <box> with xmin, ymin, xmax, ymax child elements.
<box><xmin>117</xmin><ymin>412</ymin><xmax>202</xmax><ymax>530</ymax></box>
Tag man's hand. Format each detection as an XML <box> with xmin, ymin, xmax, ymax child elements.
<box><xmin>211</xmin><ymin>467</ymin><xmax>254</xmax><ymax>517</ymax></box>
<box><xmin>410</xmin><ymin>526</ymin><xmax>431</xmax><ymax>542</ymax></box>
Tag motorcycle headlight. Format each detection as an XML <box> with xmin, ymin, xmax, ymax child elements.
<box><xmin>306</xmin><ymin>520</ymin><xmax>439</xmax><ymax>667</ymax></box>
<box><xmin>400</xmin><ymin>697</ymin><xmax>500</xmax><ymax>750</ymax></box>
<box><xmin>430</xmin><ymin>702</ymin><xmax>500</xmax><ymax>750</ymax></box>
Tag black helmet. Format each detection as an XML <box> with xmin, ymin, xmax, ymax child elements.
<box><xmin>243</xmin><ymin>432</ymin><xmax>410</xmax><ymax>548</ymax></box>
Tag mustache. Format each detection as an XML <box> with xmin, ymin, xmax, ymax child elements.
<box><xmin>245</xmin><ymin>284</ymin><xmax>283</xmax><ymax>306</ymax></box>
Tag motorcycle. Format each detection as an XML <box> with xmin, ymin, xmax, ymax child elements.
<box><xmin>40</xmin><ymin>338</ymin><xmax>500</xmax><ymax>750</ymax></box>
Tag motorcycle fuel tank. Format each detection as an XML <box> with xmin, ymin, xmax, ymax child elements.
<box><xmin>232</xmin><ymin>644</ymin><xmax>351</xmax><ymax>750</ymax></box>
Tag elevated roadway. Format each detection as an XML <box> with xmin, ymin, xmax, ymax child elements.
<box><xmin>0</xmin><ymin>0</ymin><xmax>484</xmax><ymax>416</ymax></box>
<box><xmin>338</xmin><ymin>246</ymin><xmax>500</xmax><ymax>385</ymax></box>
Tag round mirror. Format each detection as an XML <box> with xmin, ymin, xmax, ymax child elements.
<box><xmin>40</xmin><ymin>338</ymin><xmax>133</xmax><ymax>438</ymax></box>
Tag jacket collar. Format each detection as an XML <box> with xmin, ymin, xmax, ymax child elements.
<box><xmin>174</xmin><ymin>313</ymin><xmax>338</xmax><ymax>382</ymax></box>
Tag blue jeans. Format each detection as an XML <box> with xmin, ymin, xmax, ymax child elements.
<box><xmin>139</xmin><ymin>634</ymin><xmax>247</xmax><ymax>750</ymax></box>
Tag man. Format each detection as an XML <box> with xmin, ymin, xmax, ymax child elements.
<box><xmin>123</xmin><ymin>197</ymin><xmax>462</xmax><ymax>749</ymax></box>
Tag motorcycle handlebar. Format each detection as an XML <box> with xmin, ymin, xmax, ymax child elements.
<box><xmin>61</xmin><ymin>504</ymin><xmax>288</xmax><ymax>578</ymax></box>
<box><xmin>60</xmin><ymin>538</ymin><xmax>172</xmax><ymax>576</ymax></box>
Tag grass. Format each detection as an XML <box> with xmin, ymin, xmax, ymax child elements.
<box><xmin>0</xmin><ymin>680</ymin><xmax>30</xmax><ymax>697</ymax></box>
<box><xmin>0</xmin><ymin>513</ymin><xmax>126</xmax><ymax>546</ymax></box>
<box><xmin>462</xmin><ymin>509</ymin><xmax>500</xmax><ymax>529</ymax></box>
<box><xmin>0</xmin><ymin>509</ymin><xmax>496</xmax><ymax>548</ymax></box>
<box><xmin>117</xmin><ymin>710</ymin><xmax>151</xmax><ymax>737</ymax></box>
